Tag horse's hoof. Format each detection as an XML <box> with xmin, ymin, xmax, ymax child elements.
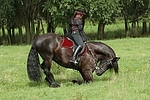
<box><xmin>72</xmin><ymin>80</ymin><xmax>82</xmax><ymax>85</ymax></box>
<box><xmin>45</xmin><ymin>77</ymin><xmax>49</xmax><ymax>82</ymax></box>
<box><xmin>45</xmin><ymin>77</ymin><xmax>60</xmax><ymax>88</ymax></box>
<box><xmin>50</xmin><ymin>83</ymin><xmax>60</xmax><ymax>88</ymax></box>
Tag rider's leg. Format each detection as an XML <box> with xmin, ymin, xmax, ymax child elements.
<box><xmin>70</xmin><ymin>31</ymin><xmax>84</xmax><ymax>64</ymax></box>
<box><xmin>70</xmin><ymin>45</ymin><xmax>82</xmax><ymax>64</ymax></box>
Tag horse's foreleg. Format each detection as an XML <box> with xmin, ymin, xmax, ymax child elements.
<box><xmin>80</xmin><ymin>69</ymin><xmax>94</xmax><ymax>83</ymax></box>
<box><xmin>42</xmin><ymin>60</ymin><xmax>60</xmax><ymax>87</ymax></box>
<box><xmin>79</xmin><ymin>70</ymin><xmax>86</xmax><ymax>82</ymax></box>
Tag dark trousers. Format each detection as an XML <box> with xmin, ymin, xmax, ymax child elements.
<box><xmin>71</xmin><ymin>31</ymin><xmax>84</xmax><ymax>47</ymax></box>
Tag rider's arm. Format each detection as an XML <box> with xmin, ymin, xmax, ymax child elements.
<box><xmin>75</xmin><ymin>19</ymin><xmax>83</xmax><ymax>31</ymax></box>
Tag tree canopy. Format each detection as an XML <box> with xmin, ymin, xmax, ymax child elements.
<box><xmin>0</xmin><ymin>0</ymin><xmax>149</xmax><ymax>45</ymax></box>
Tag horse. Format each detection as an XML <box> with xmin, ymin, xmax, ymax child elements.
<box><xmin>27</xmin><ymin>33</ymin><xmax>120</xmax><ymax>87</ymax></box>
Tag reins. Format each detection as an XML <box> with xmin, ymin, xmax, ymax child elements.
<box><xmin>85</xmin><ymin>42</ymin><xmax>97</xmax><ymax>67</ymax></box>
<box><xmin>85</xmin><ymin>42</ymin><xmax>95</xmax><ymax>58</ymax></box>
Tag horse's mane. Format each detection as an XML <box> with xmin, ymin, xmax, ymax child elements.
<box><xmin>87</xmin><ymin>41</ymin><xmax>116</xmax><ymax>58</ymax></box>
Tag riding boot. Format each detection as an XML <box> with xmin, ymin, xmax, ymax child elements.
<box><xmin>70</xmin><ymin>45</ymin><xmax>82</xmax><ymax>64</ymax></box>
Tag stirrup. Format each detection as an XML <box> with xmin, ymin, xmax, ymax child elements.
<box><xmin>69</xmin><ymin>59</ymin><xmax>78</xmax><ymax>65</ymax></box>
<box><xmin>73</xmin><ymin>60</ymin><xmax>78</xmax><ymax>65</ymax></box>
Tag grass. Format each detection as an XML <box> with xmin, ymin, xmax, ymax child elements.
<box><xmin>0</xmin><ymin>38</ymin><xmax>150</xmax><ymax>100</ymax></box>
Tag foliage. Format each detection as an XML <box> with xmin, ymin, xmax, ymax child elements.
<box><xmin>0</xmin><ymin>0</ymin><xmax>16</xmax><ymax>28</ymax></box>
<box><xmin>0</xmin><ymin>38</ymin><xmax>150</xmax><ymax>100</ymax></box>
<box><xmin>89</xmin><ymin>0</ymin><xmax>120</xmax><ymax>25</ymax></box>
<box><xmin>120</xmin><ymin>0</ymin><xmax>149</xmax><ymax>22</ymax></box>
<box><xmin>42</xmin><ymin>0</ymin><xmax>88</xmax><ymax>29</ymax></box>
<box><xmin>0</xmin><ymin>0</ymin><xmax>150</xmax><ymax>44</ymax></box>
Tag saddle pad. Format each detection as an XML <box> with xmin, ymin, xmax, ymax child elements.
<box><xmin>61</xmin><ymin>37</ymin><xmax>87</xmax><ymax>56</ymax></box>
<box><xmin>61</xmin><ymin>37</ymin><xmax>74</xmax><ymax>48</ymax></box>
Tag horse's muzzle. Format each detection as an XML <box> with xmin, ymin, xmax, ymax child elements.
<box><xmin>95</xmin><ymin>67</ymin><xmax>105</xmax><ymax>76</ymax></box>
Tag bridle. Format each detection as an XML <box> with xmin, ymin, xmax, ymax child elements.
<box><xmin>95</xmin><ymin>58</ymin><xmax>114</xmax><ymax>71</ymax></box>
<box><xmin>85</xmin><ymin>43</ymin><xmax>116</xmax><ymax>72</ymax></box>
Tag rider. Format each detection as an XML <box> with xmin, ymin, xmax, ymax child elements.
<box><xmin>66</xmin><ymin>9</ymin><xmax>88</xmax><ymax>64</ymax></box>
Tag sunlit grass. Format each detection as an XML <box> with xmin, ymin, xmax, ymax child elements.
<box><xmin>0</xmin><ymin>38</ymin><xmax>150</xmax><ymax>100</ymax></box>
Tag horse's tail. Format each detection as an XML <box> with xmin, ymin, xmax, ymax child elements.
<box><xmin>27</xmin><ymin>42</ymin><xmax>41</xmax><ymax>82</ymax></box>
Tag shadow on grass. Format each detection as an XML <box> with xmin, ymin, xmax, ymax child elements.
<box><xmin>28</xmin><ymin>81</ymin><xmax>41</xmax><ymax>87</ymax></box>
<box><xmin>27</xmin><ymin>80</ymin><xmax>48</xmax><ymax>87</ymax></box>
<box><xmin>27</xmin><ymin>70</ymin><xmax>117</xmax><ymax>87</ymax></box>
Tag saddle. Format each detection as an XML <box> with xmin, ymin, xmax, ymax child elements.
<box><xmin>61</xmin><ymin>37</ymin><xmax>87</xmax><ymax>56</ymax></box>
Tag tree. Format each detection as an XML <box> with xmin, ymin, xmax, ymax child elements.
<box><xmin>0</xmin><ymin>0</ymin><xmax>41</xmax><ymax>44</ymax></box>
<box><xmin>89</xmin><ymin>0</ymin><xmax>120</xmax><ymax>39</ymax></box>
<box><xmin>120</xmin><ymin>0</ymin><xmax>149</xmax><ymax>37</ymax></box>
<box><xmin>148</xmin><ymin>3</ymin><xmax>150</xmax><ymax>34</ymax></box>
<box><xmin>20</xmin><ymin>0</ymin><xmax>43</xmax><ymax>44</ymax></box>
<box><xmin>0</xmin><ymin>0</ymin><xmax>17</xmax><ymax>44</ymax></box>
<box><xmin>142</xmin><ymin>0</ymin><xmax>150</xmax><ymax>35</ymax></box>
<box><xmin>0</xmin><ymin>0</ymin><xmax>149</xmax><ymax>45</ymax></box>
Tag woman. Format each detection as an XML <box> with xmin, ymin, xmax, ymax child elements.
<box><xmin>66</xmin><ymin>9</ymin><xmax>88</xmax><ymax>64</ymax></box>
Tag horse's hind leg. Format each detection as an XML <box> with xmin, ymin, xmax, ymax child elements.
<box><xmin>41</xmin><ymin>60</ymin><xmax>60</xmax><ymax>87</ymax></box>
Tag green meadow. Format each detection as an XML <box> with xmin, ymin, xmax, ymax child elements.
<box><xmin>0</xmin><ymin>37</ymin><xmax>150</xmax><ymax>100</ymax></box>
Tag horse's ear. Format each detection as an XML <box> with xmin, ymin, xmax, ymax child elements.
<box><xmin>116</xmin><ymin>57</ymin><xmax>120</xmax><ymax>61</ymax></box>
<box><xmin>113</xmin><ymin>57</ymin><xmax>120</xmax><ymax>62</ymax></box>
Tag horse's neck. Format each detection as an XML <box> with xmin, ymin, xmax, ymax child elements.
<box><xmin>86</xmin><ymin>43</ymin><xmax>95</xmax><ymax>58</ymax></box>
<box><xmin>88</xmin><ymin>42</ymin><xmax>114</xmax><ymax>59</ymax></box>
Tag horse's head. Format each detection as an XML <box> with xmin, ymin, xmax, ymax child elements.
<box><xmin>95</xmin><ymin>57</ymin><xmax>120</xmax><ymax>76</ymax></box>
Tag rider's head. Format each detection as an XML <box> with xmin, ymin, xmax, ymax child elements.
<box><xmin>74</xmin><ymin>9</ymin><xmax>86</xmax><ymax>15</ymax></box>
<box><xmin>74</xmin><ymin>9</ymin><xmax>86</xmax><ymax>19</ymax></box>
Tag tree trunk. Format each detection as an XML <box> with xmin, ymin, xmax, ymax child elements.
<box><xmin>149</xmin><ymin>22</ymin><xmax>150</xmax><ymax>35</ymax></box>
<box><xmin>97</xmin><ymin>20</ymin><xmax>105</xmax><ymax>40</ymax></box>
<box><xmin>142</xmin><ymin>21</ymin><xmax>147</xmax><ymax>36</ymax></box>
<box><xmin>7</xmin><ymin>27</ymin><xmax>15</xmax><ymax>45</ymax></box>
<box><xmin>124</xmin><ymin>17</ymin><xmax>129</xmax><ymax>37</ymax></box>
<box><xmin>36</xmin><ymin>19</ymin><xmax>41</xmax><ymax>36</ymax></box>
<box><xmin>41</xmin><ymin>20</ymin><xmax>45</xmax><ymax>34</ymax></box>
<box><xmin>132</xmin><ymin>21</ymin><xmax>136</xmax><ymax>37</ymax></box>
<box><xmin>12</xmin><ymin>27</ymin><xmax>15</xmax><ymax>44</ymax></box>
<box><xmin>25</xmin><ymin>0</ymin><xmax>31</xmax><ymax>44</ymax></box>
<box><xmin>47</xmin><ymin>21</ymin><xmax>55</xmax><ymax>33</ymax></box>
<box><xmin>1</xmin><ymin>21</ymin><xmax>6</xmax><ymax>43</ymax></box>
<box><xmin>47</xmin><ymin>22</ymin><xmax>51</xmax><ymax>33</ymax></box>
<box><xmin>63</xmin><ymin>28</ymin><xmax>67</xmax><ymax>35</ymax></box>
<box><xmin>7</xmin><ymin>28</ymin><xmax>12</xmax><ymax>45</ymax></box>
<box><xmin>25</xmin><ymin>19</ymin><xmax>31</xmax><ymax>44</ymax></box>
<box><xmin>30</xmin><ymin>17</ymin><xmax>35</xmax><ymax>41</ymax></box>
<box><xmin>18</xmin><ymin>26</ymin><xmax>23</xmax><ymax>44</ymax></box>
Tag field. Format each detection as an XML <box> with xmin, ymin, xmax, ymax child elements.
<box><xmin>0</xmin><ymin>37</ymin><xmax>150</xmax><ymax>100</ymax></box>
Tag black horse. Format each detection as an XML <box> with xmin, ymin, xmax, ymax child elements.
<box><xmin>27</xmin><ymin>33</ymin><xmax>120</xmax><ymax>87</ymax></box>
